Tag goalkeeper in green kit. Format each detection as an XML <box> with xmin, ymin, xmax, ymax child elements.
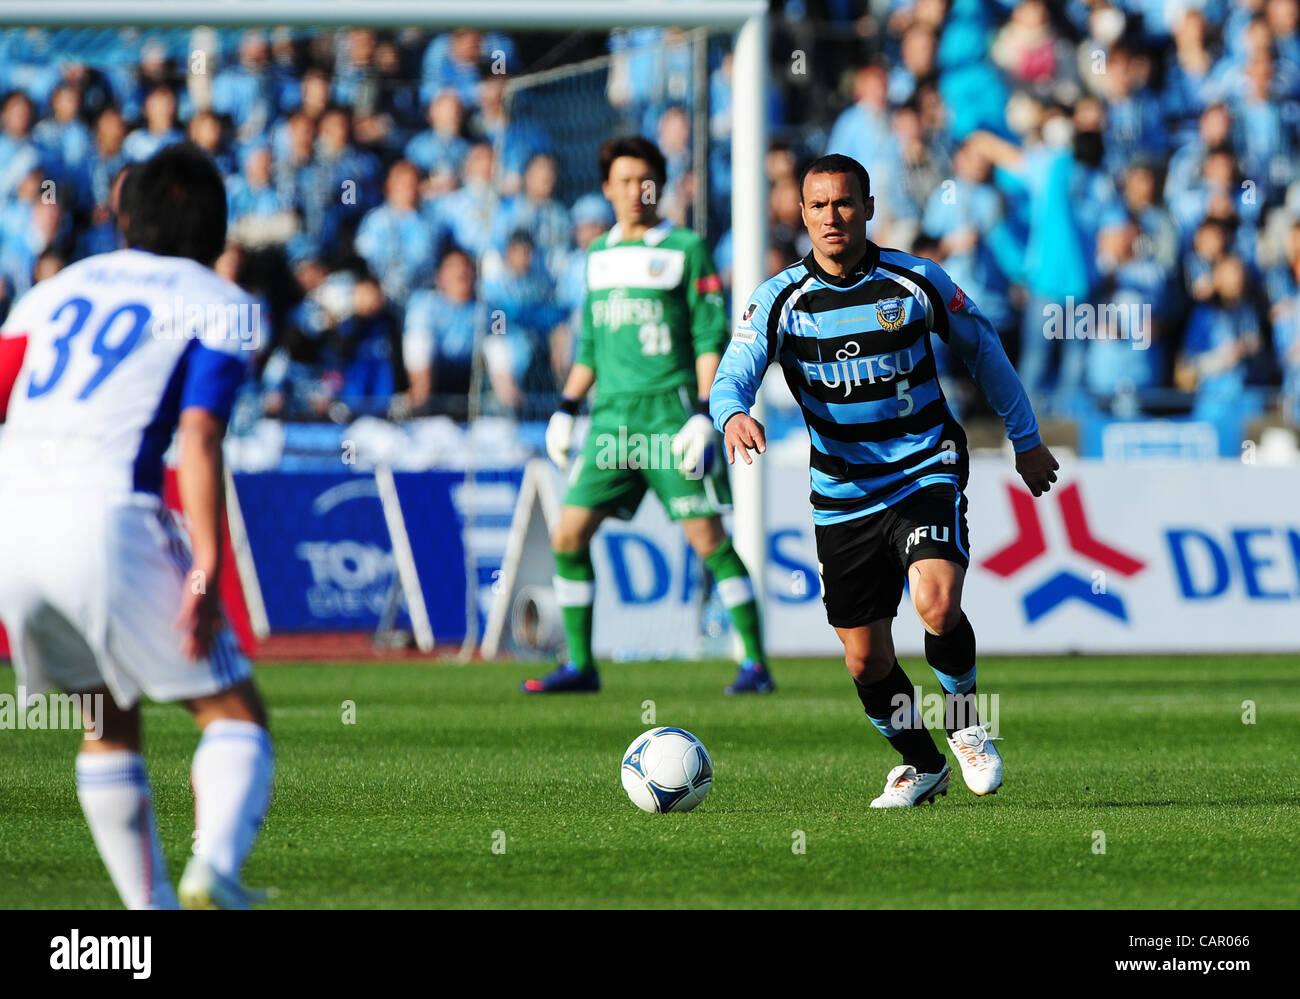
<box><xmin>522</xmin><ymin>136</ymin><xmax>772</xmax><ymax>695</ymax></box>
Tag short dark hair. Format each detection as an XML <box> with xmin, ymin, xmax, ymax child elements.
<box><xmin>799</xmin><ymin>153</ymin><xmax>871</xmax><ymax>203</ymax></box>
<box><xmin>124</xmin><ymin>143</ymin><xmax>227</xmax><ymax>265</ymax></box>
<box><xmin>114</xmin><ymin>161</ymin><xmax>145</xmax><ymax>225</ymax></box>
<box><xmin>598</xmin><ymin>135</ymin><xmax>667</xmax><ymax>188</ymax></box>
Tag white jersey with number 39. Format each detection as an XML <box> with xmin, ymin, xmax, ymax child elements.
<box><xmin>0</xmin><ymin>247</ymin><xmax>254</xmax><ymax>499</ymax></box>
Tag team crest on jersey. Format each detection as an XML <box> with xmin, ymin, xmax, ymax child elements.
<box><xmin>649</xmin><ymin>257</ymin><xmax>666</xmax><ymax>278</ymax></box>
<box><xmin>876</xmin><ymin>298</ymin><xmax>906</xmax><ymax>329</ymax></box>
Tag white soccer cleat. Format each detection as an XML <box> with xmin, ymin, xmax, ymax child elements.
<box><xmin>178</xmin><ymin>856</ymin><xmax>267</xmax><ymax>910</ymax></box>
<box><xmin>948</xmin><ymin>723</ymin><xmax>1003</xmax><ymax>795</ymax></box>
<box><xmin>869</xmin><ymin>763</ymin><xmax>950</xmax><ymax>808</ymax></box>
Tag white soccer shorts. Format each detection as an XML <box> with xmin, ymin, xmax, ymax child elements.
<box><xmin>0</xmin><ymin>492</ymin><xmax>251</xmax><ymax>710</ymax></box>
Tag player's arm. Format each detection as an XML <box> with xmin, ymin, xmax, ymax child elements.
<box><xmin>175</xmin><ymin>336</ymin><xmax>251</xmax><ymax>659</ymax></box>
<box><xmin>694</xmin><ymin>351</ymin><xmax>720</xmax><ymax>400</ymax></box>
<box><xmin>687</xmin><ymin>238</ymin><xmax>728</xmax><ymax>403</ymax></box>
<box><xmin>710</xmin><ymin>281</ymin><xmax>784</xmax><ymax>466</ymax></box>
<box><xmin>672</xmin><ymin>239</ymin><xmax>730</xmax><ymax>472</ymax></box>
<box><xmin>176</xmin><ymin>406</ymin><xmax>224</xmax><ymax>582</ymax></box>
<box><xmin>0</xmin><ymin>330</ymin><xmax>27</xmax><ymax>421</ymax></box>
<box><xmin>0</xmin><ymin>291</ymin><xmax>39</xmax><ymax>421</ymax></box>
<box><xmin>916</xmin><ymin>259</ymin><xmax>1058</xmax><ymax>496</ymax></box>
<box><xmin>545</xmin><ymin>277</ymin><xmax>598</xmax><ymax>468</ymax></box>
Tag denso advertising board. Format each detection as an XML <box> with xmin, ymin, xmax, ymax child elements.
<box><xmin>761</xmin><ymin>457</ymin><xmax>1300</xmax><ymax>656</ymax></box>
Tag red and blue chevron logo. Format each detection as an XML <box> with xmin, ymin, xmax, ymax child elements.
<box><xmin>981</xmin><ymin>482</ymin><xmax>1145</xmax><ymax>622</ymax></box>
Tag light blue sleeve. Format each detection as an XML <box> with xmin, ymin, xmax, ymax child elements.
<box><xmin>709</xmin><ymin>277</ymin><xmax>788</xmax><ymax>435</ymax></box>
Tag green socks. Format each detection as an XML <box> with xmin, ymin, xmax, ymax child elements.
<box><xmin>553</xmin><ymin>549</ymin><xmax>596</xmax><ymax>672</ymax></box>
<box><xmin>554</xmin><ymin>538</ymin><xmax>764</xmax><ymax>670</ymax></box>
<box><xmin>704</xmin><ymin>538</ymin><xmax>765</xmax><ymax>664</ymax></box>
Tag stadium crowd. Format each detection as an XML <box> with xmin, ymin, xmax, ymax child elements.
<box><xmin>1</xmin><ymin>1</ymin><xmax>1299</xmax><ymax>449</ymax></box>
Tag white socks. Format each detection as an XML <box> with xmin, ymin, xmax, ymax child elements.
<box><xmin>76</xmin><ymin>751</ymin><xmax>179</xmax><ymax>910</ymax></box>
<box><xmin>190</xmin><ymin>719</ymin><xmax>274</xmax><ymax>881</ymax></box>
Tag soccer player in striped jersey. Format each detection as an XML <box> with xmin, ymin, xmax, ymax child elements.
<box><xmin>711</xmin><ymin>154</ymin><xmax>1060</xmax><ymax>806</ymax></box>
<box><xmin>0</xmin><ymin>145</ymin><xmax>274</xmax><ymax>905</ymax></box>
<box><xmin>524</xmin><ymin>136</ymin><xmax>771</xmax><ymax>695</ymax></box>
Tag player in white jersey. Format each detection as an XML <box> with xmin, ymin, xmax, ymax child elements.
<box><xmin>0</xmin><ymin>144</ymin><xmax>274</xmax><ymax>909</ymax></box>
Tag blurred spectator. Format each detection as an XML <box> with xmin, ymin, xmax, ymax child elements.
<box><xmin>555</xmin><ymin>193</ymin><xmax>614</xmax><ymax>330</ymax></box>
<box><xmin>1184</xmin><ymin>218</ymin><xmax>1230</xmax><ymax>306</ymax></box>
<box><xmin>889</xmin><ymin>25</ymin><xmax>938</xmax><ymax>107</ymax></box>
<box><xmin>1165</xmin><ymin>103</ymin><xmax>1232</xmax><ymax>208</ymax></box>
<box><xmin>32</xmin><ymin>83</ymin><xmax>92</xmax><ymax>207</ymax></box>
<box><xmin>481</xmin><ymin>231</ymin><xmax>565</xmax><ymax>414</ymax></box>
<box><xmin>212</xmin><ymin>29</ymin><xmax>278</xmax><ymax>141</ymax></box>
<box><xmin>334</xmin><ymin>274</ymin><xmax>406</xmax><ymax>418</ymax></box>
<box><xmin>298</xmin><ymin>105</ymin><xmax>380</xmax><ymax>257</ymax></box>
<box><xmin>922</xmin><ymin>137</ymin><xmax>1015</xmax><ymax>333</ymax></box>
<box><xmin>226</xmin><ymin>142</ymin><xmax>297</xmax><ymax>249</ymax></box>
<box><xmin>489</xmin><ymin>152</ymin><xmax>571</xmax><ymax>268</ymax></box>
<box><xmin>1163</xmin><ymin>8</ymin><xmax>1215</xmax><ymax>144</ymax></box>
<box><xmin>991</xmin><ymin>1</ymin><xmax>1061</xmax><ymax>90</ymax></box>
<box><xmin>421</xmin><ymin>29</ymin><xmax>515</xmax><ymax>106</ymax></box>
<box><xmin>1087</xmin><ymin>220</ymin><xmax>1168</xmax><ymax>395</ymax></box>
<box><xmin>187</xmin><ymin>108</ymin><xmax>235</xmax><ymax>175</ymax></box>
<box><xmin>1098</xmin><ymin>46</ymin><xmax>1167</xmax><ymax>174</ymax></box>
<box><xmin>122</xmin><ymin>84</ymin><xmax>183</xmax><ymax>162</ymax></box>
<box><xmin>404</xmin><ymin>90</ymin><xmax>470</xmax><ymax>193</ymax></box>
<box><xmin>887</xmin><ymin>102</ymin><xmax>949</xmax><ymax>247</ymax></box>
<box><xmin>404</xmin><ymin>248</ymin><xmax>480</xmax><ymax>416</ymax></box>
<box><xmin>0</xmin><ymin>167</ymin><xmax>61</xmax><ymax>297</ymax></box>
<box><xmin>429</xmin><ymin>141</ymin><xmax>499</xmax><ymax>259</ymax></box>
<box><xmin>1237</xmin><ymin>49</ymin><xmax>1300</xmax><ymax>204</ymax></box>
<box><xmin>470</xmin><ymin>73</ymin><xmax>547</xmax><ymax>196</ymax></box>
<box><xmin>1272</xmin><ymin>227</ymin><xmax>1300</xmax><ymax>421</ymax></box>
<box><xmin>0</xmin><ymin>91</ymin><xmax>41</xmax><ymax>201</ymax></box>
<box><xmin>260</xmin><ymin>258</ymin><xmax>354</xmax><ymax>418</ymax></box>
<box><xmin>116</xmin><ymin>39</ymin><xmax>182</xmax><ymax>124</ymax></box>
<box><xmin>355</xmin><ymin>159</ymin><xmax>439</xmax><ymax>304</ymax></box>
<box><xmin>969</xmin><ymin>115</ymin><xmax>1094</xmax><ymax>405</ymax></box>
<box><xmin>827</xmin><ymin>65</ymin><xmax>904</xmax><ymax>241</ymax></box>
<box><xmin>608</xmin><ymin>27</ymin><xmax>694</xmax><ymax>136</ymax></box>
<box><xmin>273</xmin><ymin>110</ymin><xmax>315</xmax><ymax>211</ymax></box>
<box><xmin>1177</xmin><ymin>256</ymin><xmax>1263</xmax><ymax>434</ymax></box>
<box><xmin>78</xmin><ymin>161</ymin><xmax>131</xmax><ymax>259</ymax></box>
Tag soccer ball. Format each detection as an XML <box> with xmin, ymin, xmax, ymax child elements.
<box><xmin>620</xmin><ymin>727</ymin><xmax>713</xmax><ymax>813</ymax></box>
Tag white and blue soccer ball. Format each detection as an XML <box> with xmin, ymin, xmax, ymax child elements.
<box><xmin>620</xmin><ymin>727</ymin><xmax>713</xmax><ymax>813</ymax></box>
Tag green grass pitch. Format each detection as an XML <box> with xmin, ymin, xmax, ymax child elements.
<box><xmin>1</xmin><ymin>655</ymin><xmax>1298</xmax><ymax>909</ymax></box>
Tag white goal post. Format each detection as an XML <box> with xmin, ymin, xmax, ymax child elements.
<box><xmin>0</xmin><ymin>0</ymin><xmax>771</xmax><ymax>634</ymax></box>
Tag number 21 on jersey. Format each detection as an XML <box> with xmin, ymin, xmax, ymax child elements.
<box><xmin>638</xmin><ymin>322</ymin><xmax>671</xmax><ymax>356</ymax></box>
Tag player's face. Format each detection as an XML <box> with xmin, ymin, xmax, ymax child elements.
<box><xmin>603</xmin><ymin>156</ymin><xmax>659</xmax><ymax>228</ymax></box>
<box><xmin>801</xmin><ymin>171</ymin><xmax>873</xmax><ymax>265</ymax></box>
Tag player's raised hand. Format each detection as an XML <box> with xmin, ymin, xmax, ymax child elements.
<box><xmin>175</xmin><ymin>576</ymin><xmax>223</xmax><ymax>661</ymax></box>
<box><xmin>723</xmin><ymin>413</ymin><xmax>767</xmax><ymax>466</ymax></box>
<box><xmin>1015</xmin><ymin>443</ymin><xmax>1059</xmax><ymax>497</ymax></box>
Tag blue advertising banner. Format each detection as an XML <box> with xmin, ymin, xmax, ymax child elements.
<box><xmin>233</xmin><ymin>470</ymin><xmax>468</xmax><ymax>640</ymax></box>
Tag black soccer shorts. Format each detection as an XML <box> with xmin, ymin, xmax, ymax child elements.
<box><xmin>814</xmin><ymin>483</ymin><xmax>970</xmax><ymax>628</ymax></box>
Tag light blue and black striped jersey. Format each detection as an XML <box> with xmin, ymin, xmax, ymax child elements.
<box><xmin>710</xmin><ymin>243</ymin><xmax>1041</xmax><ymax>526</ymax></box>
